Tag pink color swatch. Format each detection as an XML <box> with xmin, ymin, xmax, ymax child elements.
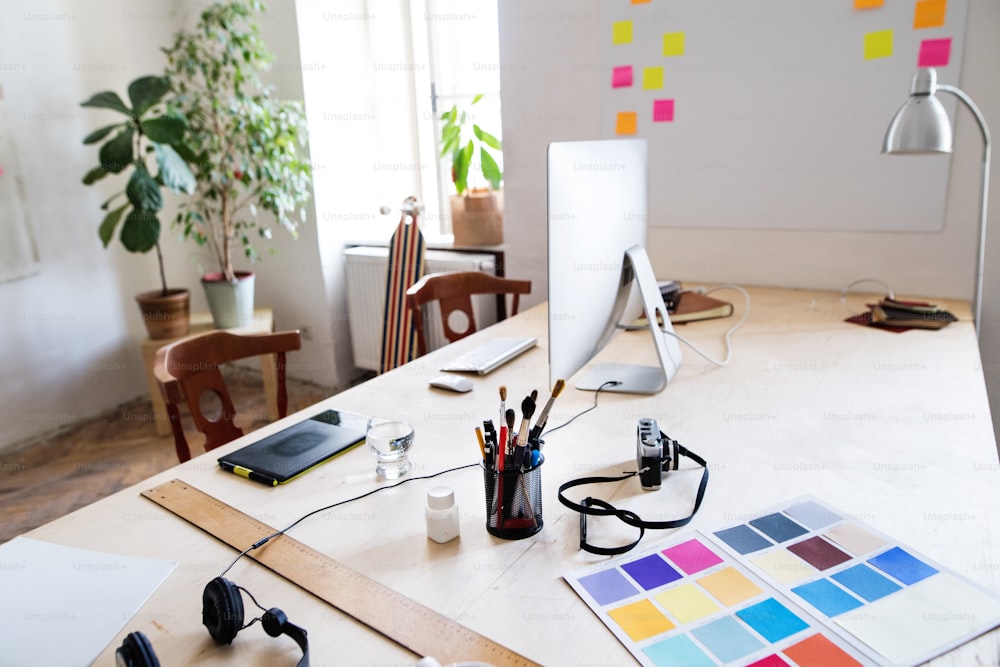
<box><xmin>653</xmin><ymin>99</ymin><xmax>675</xmax><ymax>122</ymax></box>
<box><xmin>612</xmin><ymin>66</ymin><xmax>633</xmax><ymax>88</ymax></box>
<box><xmin>918</xmin><ymin>38</ymin><xmax>951</xmax><ymax>67</ymax></box>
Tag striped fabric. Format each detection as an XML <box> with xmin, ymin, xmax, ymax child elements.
<box><xmin>380</xmin><ymin>218</ymin><xmax>426</xmax><ymax>373</ymax></box>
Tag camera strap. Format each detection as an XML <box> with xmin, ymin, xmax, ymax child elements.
<box><xmin>557</xmin><ymin>439</ymin><xmax>709</xmax><ymax>556</ymax></box>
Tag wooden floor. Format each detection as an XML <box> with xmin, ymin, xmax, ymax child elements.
<box><xmin>0</xmin><ymin>368</ymin><xmax>338</xmax><ymax>544</ymax></box>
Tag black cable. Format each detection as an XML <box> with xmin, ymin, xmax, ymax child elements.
<box><xmin>540</xmin><ymin>380</ymin><xmax>619</xmax><ymax>438</ymax></box>
<box><xmin>219</xmin><ymin>462</ymin><xmax>478</xmax><ymax>577</ymax></box>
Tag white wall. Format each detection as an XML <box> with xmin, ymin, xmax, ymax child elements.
<box><xmin>498</xmin><ymin>0</ymin><xmax>1000</xmax><ymax>439</ymax></box>
<box><xmin>0</xmin><ymin>0</ymin><xmax>351</xmax><ymax>452</ymax></box>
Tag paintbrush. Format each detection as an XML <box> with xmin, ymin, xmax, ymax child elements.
<box><xmin>499</xmin><ymin>385</ymin><xmax>507</xmax><ymax>430</ymax></box>
<box><xmin>513</xmin><ymin>396</ymin><xmax>535</xmax><ymax>469</ymax></box>
<box><xmin>528</xmin><ymin>378</ymin><xmax>566</xmax><ymax>447</ymax></box>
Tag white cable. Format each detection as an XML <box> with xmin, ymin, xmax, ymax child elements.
<box><xmin>660</xmin><ymin>284</ymin><xmax>751</xmax><ymax>367</ymax></box>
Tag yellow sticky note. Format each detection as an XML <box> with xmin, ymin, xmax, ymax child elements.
<box><xmin>654</xmin><ymin>583</ymin><xmax>720</xmax><ymax>624</ymax></box>
<box><xmin>616</xmin><ymin>111</ymin><xmax>638</xmax><ymax>135</ymax></box>
<box><xmin>854</xmin><ymin>0</ymin><xmax>884</xmax><ymax>8</ymax></box>
<box><xmin>607</xmin><ymin>599</ymin><xmax>675</xmax><ymax>641</ymax></box>
<box><xmin>914</xmin><ymin>0</ymin><xmax>947</xmax><ymax>29</ymax></box>
<box><xmin>864</xmin><ymin>30</ymin><xmax>893</xmax><ymax>60</ymax></box>
<box><xmin>612</xmin><ymin>20</ymin><xmax>633</xmax><ymax>45</ymax></box>
<box><xmin>642</xmin><ymin>66</ymin><xmax>664</xmax><ymax>90</ymax></box>
<box><xmin>663</xmin><ymin>32</ymin><xmax>685</xmax><ymax>57</ymax></box>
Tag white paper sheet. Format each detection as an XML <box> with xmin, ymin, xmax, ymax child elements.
<box><xmin>0</xmin><ymin>537</ymin><xmax>177</xmax><ymax>665</ymax></box>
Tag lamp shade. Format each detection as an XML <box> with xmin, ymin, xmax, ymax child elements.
<box><xmin>882</xmin><ymin>69</ymin><xmax>953</xmax><ymax>154</ymax></box>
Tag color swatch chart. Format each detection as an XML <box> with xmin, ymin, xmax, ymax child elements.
<box><xmin>565</xmin><ymin>497</ymin><xmax>1000</xmax><ymax>666</ymax></box>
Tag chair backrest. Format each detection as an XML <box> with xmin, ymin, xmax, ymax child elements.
<box><xmin>153</xmin><ymin>330</ymin><xmax>302</xmax><ymax>462</ymax></box>
<box><xmin>405</xmin><ymin>271</ymin><xmax>532</xmax><ymax>357</ymax></box>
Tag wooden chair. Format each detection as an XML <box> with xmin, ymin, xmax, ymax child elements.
<box><xmin>405</xmin><ymin>271</ymin><xmax>531</xmax><ymax>357</ymax></box>
<box><xmin>153</xmin><ymin>330</ymin><xmax>302</xmax><ymax>462</ymax></box>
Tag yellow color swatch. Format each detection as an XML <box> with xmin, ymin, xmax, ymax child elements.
<box><xmin>607</xmin><ymin>599</ymin><xmax>675</xmax><ymax>641</ymax></box>
<box><xmin>751</xmin><ymin>550</ymin><xmax>817</xmax><ymax>584</ymax></box>
<box><xmin>663</xmin><ymin>32</ymin><xmax>685</xmax><ymax>57</ymax></box>
<box><xmin>654</xmin><ymin>583</ymin><xmax>720</xmax><ymax>624</ymax></box>
<box><xmin>914</xmin><ymin>0</ymin><xmax>947</xmax><ymax>28</ymax></box>
<box><xmin>697</xmin><ymin>567</ymin><xmax>763</xmax><ymax>607</ymax></box>
<box><xmin>616</xmin><ymin>111</ymin><xmax>638</xmax><ymax>135</ymax></box>
<box><xmin>864</xmin><ymin>30</ymin><xmax>893</xmax><ymax>60</ymax></box>
<box><xmin>642</xmin><ymin>67</ymin><xmax>664</xmax><ymax>90</ymax></box>
<box><xmin>854</xmin><ymin>0</ymin><xmax>884</xmax><ymax>8</ymax></box>
<box><xmin>613</xmin><ymin>20</ymin><xmax>633</xmax><ymax>45</ymax></box>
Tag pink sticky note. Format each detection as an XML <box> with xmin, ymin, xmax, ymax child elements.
<box><xmin>653</xmin><ymin>99</ymin><xmax>675</xmax><ymax>122</ymax></box>
<box><xmin>612</xmin><ymin>66</ymin><xmax>633</xmax><ymax>89</ymax></box>
<box><xmin>918</xmin><ymin>38</ymin><xmax>952</xmax><ymax>67</ymax></box>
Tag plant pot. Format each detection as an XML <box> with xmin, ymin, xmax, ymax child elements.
<box><xmin>451</xmin><ymin>189</ymin><xmax>504</xmax><ymax>247</ymax></box>
<box><xmin>135</xmin><ymin>288</ymin><xmax>191</xmax><ymax>340</ymax></box>
<box><xmin>202</xmin><ymin>271</ymin><xmax>255</xmax><ymax>329</ymax></box>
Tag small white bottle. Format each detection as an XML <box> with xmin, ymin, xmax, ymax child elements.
<box><xmin>425</xmin><ymin>486</ymin><xmax>460</xmax><ymax>543</ymax></box>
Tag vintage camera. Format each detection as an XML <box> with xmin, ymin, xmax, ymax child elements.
<box><xmin>636</xmin><ymin>418</ymin><xmax>679</xmax><ymax>490</ymax></box>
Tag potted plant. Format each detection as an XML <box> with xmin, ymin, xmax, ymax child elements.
<box><xmin>163</xmin><ymin>0</ymin><xmax>312</xmax><ymax>329</ymax></box>
<box><xmin>81</xmin><ymin>75</ymin><xmax>197</xmax><ymax>339</ymax></box>
<box><xmin>439</xmin><ymin>94</ymin><xmax>504</xmax><ymax>247</ymax></box>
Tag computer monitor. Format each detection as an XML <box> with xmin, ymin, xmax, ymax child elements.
<box><xmin>547</xmin><ymin>138</ymin><xmax>683</xmax><ymax>394</ymax></box>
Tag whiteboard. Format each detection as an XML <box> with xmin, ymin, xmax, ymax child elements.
<box><xmin>600</xmin><ymin>0</ymin><xmax>968</xmax><ymax>232</ymax></box>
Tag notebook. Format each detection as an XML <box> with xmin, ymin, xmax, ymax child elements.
<box><xmin>217</xmin><ymin>409</ymin><xmax>368</xmax><ymax>486</ymax></box>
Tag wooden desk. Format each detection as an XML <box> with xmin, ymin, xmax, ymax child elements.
<box><xmin>140</xmin><ymin>308</ymin><xmax>278</xmax><ymax>436</ymax></box>
<box><xmin>27</xmin><ymin>287</ymin><xmax>1000</xmax><ymax>665</ymax></box>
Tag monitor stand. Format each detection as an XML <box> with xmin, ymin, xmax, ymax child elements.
<box><xmin>575</xmin><ymin>245</ymin><xmax>683</xmax><ymax>394</ymax></box>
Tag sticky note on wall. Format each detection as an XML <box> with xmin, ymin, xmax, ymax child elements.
<box><xmin>854</xmin><ymin>0</ymin><xmax>884</xmax><ymax>8</ymax></box>
<box><xmin>864</xmin><ymin>30</ymin><xmax>893</xmax><ymax>59</ymax></box>
<box><xmin>616</xmin><ymin>111</ymin><xmax>638</xmax><ymax>135</ymax></box>
<box><xmin>613</xmin><ymin>20</ymin><xmax>633</xmax><ymax>45</ymax></box>
<box><xmin>914</xmin><ymin>0</ymin><xmax>947</xmax><ymax>29</ymax></box>
<box><xmin>612</xmin><ymin>66</ymin><xmax>634</xmax><ymax>88</ymax></box>
<box><xmin>653</xmin><ymin>99</ymin><xmax>675</xmax><ymax>123</ymax></box>
<box><xmin>918</xmin><ymin>38</ymin><xmax>951</xmax><ymax>67</ymax></box>
<box><xmin>643</xmin><ymin>67</ymin><xmax>664</xmax><ymax>90</ymax></box>
<box><xmin>663</xmin><ymin>32</ymin><xmax>685</xmax><ymax>57</ymax></box>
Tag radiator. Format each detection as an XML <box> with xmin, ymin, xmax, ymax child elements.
<box><xmin>344</xmin><ymin>246</ymin><xmax>499</xmax><ymax>371</ymax></box>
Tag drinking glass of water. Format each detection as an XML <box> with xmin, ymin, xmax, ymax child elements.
<box><xmin>367</xmin><ymin>413</ymin><xmax>414</xmax><ymax>480</ymax></box>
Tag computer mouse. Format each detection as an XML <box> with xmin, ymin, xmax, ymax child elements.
<box><xmin>428</xmin><ymin>374</ymin><xmax>473</xmax><ymax>393</ymax></box>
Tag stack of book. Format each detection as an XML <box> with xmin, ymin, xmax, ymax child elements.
<box><xmin>855</xmin><ymin>297</ymin><xmax>958</xmax><ymax>331</ymax></box>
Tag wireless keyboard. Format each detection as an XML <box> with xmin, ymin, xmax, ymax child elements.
<box><xmin>440</xmin><ymin>337</ymin><xmax>538</xmax><ymax>375</ymax></box>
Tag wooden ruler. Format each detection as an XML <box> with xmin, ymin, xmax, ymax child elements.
<box><xmin>141</xmin><ymin>479</ymin><xmax>539</xmax><ymax>667</ymax></box>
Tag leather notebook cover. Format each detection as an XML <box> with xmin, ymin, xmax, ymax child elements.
<box><xmin>218</xmin><ymin>409</ymin><xmax>367</xmax><ymax>485</ymax></box>
<box><xmin>670</xmin><ymin>291</ymin><xmax>734</xmax><ymax>323</ymax></box>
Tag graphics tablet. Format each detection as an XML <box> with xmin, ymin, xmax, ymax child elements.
<box><xmin>217</xmin><ymin>409</ymin><xmax>367</xmax><ymax>486</ymax></box>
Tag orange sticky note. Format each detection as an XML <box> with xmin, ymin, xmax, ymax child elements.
<box><xmin>663</xmin><ymin>32</ymin><xmax>685</xmax><ymax>57</ymax></box>
<box><xmin>864</xmin><ymin>30</ymin><xmax>893</xmax><ymax>59</ymax></box>
<box><xmin>914</xmin><ymin>0</ymin><xmax>947</xmax><ymax>29</ymax></box>
<box><xmin>642</xmin><ymin>66</ymin><xmax>664</xmax><ymax>90</ymax></box>
<box><xmin>616</xmin><ymin>111</ymin><xmax>638</xmax><ymax>135</ymax></box>
<box><xmin>854</xmin><ymin>0</ymin><xmax>884</xmax><ymax>8</ymax></box>
<box><xmin>612</xmin><ymin>20</ymin><xmax>633</xmax><ymax>45</ymax></box>
<box><xmin>632</xmin><ymin>0</ymin><xmax>652</xmax><ymax>4</ymax></box>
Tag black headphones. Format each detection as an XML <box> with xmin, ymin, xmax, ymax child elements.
<box><xmin>115</xmin><ymin>577</ymin><xmax>309</xmax><ymax>666</ymax></box>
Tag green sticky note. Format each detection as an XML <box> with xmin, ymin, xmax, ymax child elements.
<box><xmin>613</xmin><ymin>20</ymin><xmax>633</xmax><ymax>45</ymax></box>
<box><xmin>663</xmin><ymin>32</ymin><xmax>685</xmax><ymax>57</ymax></box>
<box><xmin>864</xmin><ymin>29</ymin><xmax>893</xmax><ymax>59</ymax></box>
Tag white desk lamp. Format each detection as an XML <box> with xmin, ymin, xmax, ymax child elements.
<box><xmin>882</xmin><ymin>68</ymin><xmax>992</xmax><ymax>337</ymax></box>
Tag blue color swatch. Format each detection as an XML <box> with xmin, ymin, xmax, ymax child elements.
<box><xmin>791</xmin><ymin>578</ymin><xmax>864</xmax><ymax>617</ymax></box>
<box><xmin>736</xmin><ymin>597</ymin><xmax>810</xmax><ymax>643</ymax></box>
<box><xmin>784</xmin><ymin>499</ymin><xmax>841</xmax><ymax>530</ymax></box>
<box><xmin>643</xmin><ymin>633</ymin><xmax>716</xmax><ymax>667</ymax></box>
<box><xmin>832</xmin><ymin>563</ymin><xmax>902</xmax><ymax>601</ymax></box>
<box><xmin>750</xmin><ymin>513</ymin><xmax>809</xmax><ymax>543</ymax></box>
<box><xmin>577</xmin><ymin>568</ymin><xmax>639</xmax><ymax>606</ymax></box>
<box><xmin>714</xmin><ymin>525</ymin><xmax>773</xmax><ymax>554</ymax></box>
<box><xmin>868</xmin><ymin>546</ymin><xmax>938</xmax><ymax>585</ymax></box>
<box><xmin>621</xmin><ymin>554</ymin><xmax>682</xmax><ymax>590</ymax></box>
<box><xmin>691</xmin><ymin>616</ymin><xmax>764</xmax><ymax>663</ymax></box>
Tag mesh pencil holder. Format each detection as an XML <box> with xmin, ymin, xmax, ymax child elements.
<box><xmin>482</xmin><ymin>453</ymin><xmax>544</xmax><ymax>540</ymax></box>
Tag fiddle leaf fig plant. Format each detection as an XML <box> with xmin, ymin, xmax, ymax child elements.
<box><xmin>163</xmin><ymin>0</ymin><xmax>313</xmax><ymax>283</ymax></box>
<box><xmin>439</xmin><ymin>93</ymin><xmax>502</xmax><ymax>196</ymax></box>
<box><xmin>81</xmin><ymin>75</ymin><xmax>196</xmax><ymax>294</ymax></box>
